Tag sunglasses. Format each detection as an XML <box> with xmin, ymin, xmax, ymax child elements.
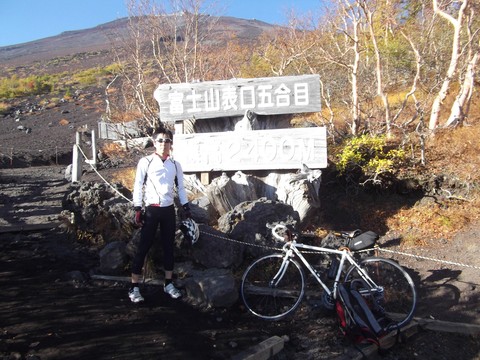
<box><xmin>155</xmin><ymin>138</ymin><xmax>172</xmax><ymax>144</ymax></box>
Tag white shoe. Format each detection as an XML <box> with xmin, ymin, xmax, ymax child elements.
<box><xmin>164</xmin><ymin>283</ymin><xmax>182</xmax><ymax>299</ymax></box>
<box><xmin>128</xmin><ymin>287</ymin><xmax>144</xmax><ymax>303</ymax></box>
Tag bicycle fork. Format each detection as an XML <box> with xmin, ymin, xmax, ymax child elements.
<box><xmin>269</xmin><ymin>249</ymin><xmax>294</xmax><ymax>288</ymax></box>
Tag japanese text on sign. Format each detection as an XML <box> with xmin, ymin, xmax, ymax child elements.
<box><xmin>154</xmin><ymin>75</ymin><xmax>321</xmax><ymax>122</ymax></box>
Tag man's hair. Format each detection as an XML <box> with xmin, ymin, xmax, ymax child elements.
<box><xmin>153</xmin><ymin>129</ymin><xmax>173</xmax><ymax>140</ymax></box>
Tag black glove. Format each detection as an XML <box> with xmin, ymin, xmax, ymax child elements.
<box><xmin>182</xmin><ymin>203</ymin><xmax>192</xmax><ymax>219</ymax></box>
<box><xmin>134</xmin><ymin>207</ymin><xmax>144</xmax><ymax>227</ymax></box>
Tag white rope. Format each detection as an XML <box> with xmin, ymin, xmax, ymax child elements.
<box><xmin>72</xmin><ymin>145</ymin><xmax>480</xmax><ymax>272</ymax></box>
<box><xmin>0</xmin><ymin>145</ymin><xmax>72</xmax><ymax>152</ymax></box>
<box><xmin>201</xmin><ymin>230</ymin><xmax>282</xmax><ymax>252</ymax></box>
<box><xmin>75</xmin><ymin>144</ymin><xmax>133</xmax><ymax>204</ymax></box>
<box><xmin>200</xmin><ymin>229</ymin><xmax>480</xmax><ymax>272</ymax></box>
<box><xmin>375</xmin><ymin>247</ymin><xmax>480</xmax><ymax>270</ymax></box>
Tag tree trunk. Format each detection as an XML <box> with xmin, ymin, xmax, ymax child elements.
<box><xmin>445</xmin><ymin>8</ymin><xmax>479</xmax><ymax>127</ymax></box>
<box><xmin>428</xmin><ymin>0</ymin><xmax>469</xmax><ymax>131</ymax></box>
<box><xmin>445</xmin><ymin>50</ymin><xmax>479</xmax><ymax>127</ymax></box>
<box><xmin>360</xmin><ymin>0</ymin><xmax>391</xmax><ymax>136</ymax></box>
<box><xmin>349</xmin><ymin>2</ymin><xmax>361</xmax><ymax>136</ymax></box>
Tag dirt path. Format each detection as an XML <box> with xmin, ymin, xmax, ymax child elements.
<box><xmin>1</xmin><ymin>166</ymin><xmax>480</xmax><ymax>360</ymax></box>
<box><xmin>0</xmin><ymin>166</ymin><xmax>69</xmax><ymax>231</ymax></box>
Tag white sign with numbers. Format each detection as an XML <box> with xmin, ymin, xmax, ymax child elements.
<box><xmin>173</xmin><ymin>127</ymin><xmax>327</xmax><ymax>172</ymax></box>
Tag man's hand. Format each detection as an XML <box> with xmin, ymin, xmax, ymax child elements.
<box><xmin>182</xmin><ymin>203</ymin><xmax>192</xmax><ymax>219</ymax></box>
<box><xmin>134</xmin><ymin>207</ymin><xmax>144</xmax><ymax>227</ymax></box>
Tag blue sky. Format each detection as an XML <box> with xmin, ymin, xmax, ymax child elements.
<box><xmin>0</xmin><ymin>0</ymin><xmax>323</xmax><ymax>47</ymax></box>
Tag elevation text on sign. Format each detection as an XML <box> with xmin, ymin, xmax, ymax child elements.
<box><xmin>174</xmin><ymin>127</ymin><xmax>327</xmax><ymax>172</ymax></box>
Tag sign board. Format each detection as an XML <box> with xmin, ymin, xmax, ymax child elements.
<box><xmin>173</xmin><ymin>127</ymin><xmax>327</xmax><ymax>172</ymax></box>
<box><xmin>154</xmin><ymin>74</ymin><xmax>321</xmax><ymax>122</ymax></box>
<box><xmin>97</xmin><ymin>121</ymin><xmax>140</xmax><ymax>140</ymax></box>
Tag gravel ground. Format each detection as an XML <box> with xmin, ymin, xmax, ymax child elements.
<box><xmin>1</xmin><ymin>166</ymin><xmax>480</xmax><ymax>360</ymax></box>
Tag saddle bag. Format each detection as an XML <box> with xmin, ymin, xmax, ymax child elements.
<box><xmin>347</xmin><ymin>231</ymin><xmax>378</xmax><ymax>251</ymax></box>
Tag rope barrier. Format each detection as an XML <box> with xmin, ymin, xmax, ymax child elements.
<box><xmin>0</xmin><ymin>145</ymin><xmax>72</xmax><ymax>152</ymax></box>
<box><xmin>199</xmin><ymin>229</ymin><xmax>480</xmax><ymax>271</ymax></box>
<box><xmin>71</xmin><ymin>142</ymin><xmax>480</xmax><ymax>273</ymax></box>
<box><xmin>201</xmin><ymin>230</ymin><xmax>283</xmax><ymax>252</ymax></box>
<box><xmin>375</xmin><ymin>247</ymin><xmax>480</xmax><ymax>270</ymax></box>
<box><xmin>75</xmin><ymin>144</ymin><xmax>133</xmax><ymax>204</ymax></box>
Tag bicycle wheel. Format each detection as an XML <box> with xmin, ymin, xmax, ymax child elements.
<box><xmin>241</xmin><ymin>254</ymin><xmax>305</xmax><ymax>321</ymax></box>
<box><xmin>344</xmin><ymin>257</ymin><xmax>416</xmax><ymax>330</ymax></box>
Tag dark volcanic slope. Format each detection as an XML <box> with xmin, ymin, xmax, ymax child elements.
<box><xmin>0</xmin><ymin>16</ymin><xmax>275</xmax><ymax>68</ymax></box>
<box><xmin>0</xmin><ymin>18</ymin><xmax>129</xmax><ymax>65</ymax></box>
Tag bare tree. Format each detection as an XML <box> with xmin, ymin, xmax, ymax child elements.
<box><xmin>313</xmin><ymin>0</ymin><xmax>364</xmax><ymax>135</ymax></box>
<box><xmin>359</xmin><ymin>0</ymin><xmax>391</xmax><ymax>136</ymax></box>
<box><xmin>256</xmin><ymin>22</ymin><xmax>317</xmax><ymax>77</ymax></box>
<box><xmin>105</xmin><ymin>0</ymin><xmax>225</xmax><ymax>132</ymax></box>
<box><xmin>445</xmin><ymin>6</ymin><xmax>480</xmax><ymax>127</ymax></box>
<box><xmin>146</xmin><ymin>0</ymin><xmax>221</xmax><ymax>83</ymax></box>
<box><xmin>428</xmin><ymin>0</ymin><xmax>469</xmax><ymax>131</ymax></box>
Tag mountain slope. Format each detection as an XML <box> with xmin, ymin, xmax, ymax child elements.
<box><xmin>0</xmin><ymin>15</ymin><xmax>274</xmax><ymax>71</ymax></box>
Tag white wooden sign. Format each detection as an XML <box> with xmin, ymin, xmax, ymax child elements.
<box><xmin>173</xmin><ymin>127</ymin><xmax>327</xmax><ymax>172</ymax></box>
<box><xmin>154</xmin><ymin>75</ymin><xmax>321</xmax><ymax>122</ymax></box>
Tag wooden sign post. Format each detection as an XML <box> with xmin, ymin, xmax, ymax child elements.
<box><xmin>153</xmin><ymin>74</ymin><xmax>326</xmax><ymax>180</ymax></box>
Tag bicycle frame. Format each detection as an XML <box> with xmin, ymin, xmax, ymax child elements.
<box><xmin>278</xmin><ymin>240</ymin><xmax>379</xmax><ymax>300</ymax></box>
<box><xmin>242</xmin><ymin>224</ymin><xmax>415</xmax><ymax>324</ymax></box>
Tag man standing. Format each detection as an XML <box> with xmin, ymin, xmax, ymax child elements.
<box><xmin>129</xmin><ymin>129</ymin><xmax>191</xmax><ymax>303</ymax></box>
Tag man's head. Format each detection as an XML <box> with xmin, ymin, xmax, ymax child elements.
<box><xmin>153</xmin><ymin>129</ymin><xmax>173</xmax><ymax>158</ymax></box>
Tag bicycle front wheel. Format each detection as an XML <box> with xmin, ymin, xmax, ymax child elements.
<box><xmin>344</xmin><ymin>257</ymin><xmax>416</xmax><ymax>330</ymax></box>
<box><xmin>241</xmin><ymin>254</ymin><xmax>305</xmax><ymax>321</ymax></box>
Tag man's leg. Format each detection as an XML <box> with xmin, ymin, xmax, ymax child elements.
<box><xmin>159</xmin><ymin>205</ymin><xmax>182</xmax><ymax>299</ymax></box>
<box><xmin>129</xmin><ymin>207</ymin><xmax>157</xmax><ymax>302</ymax></box>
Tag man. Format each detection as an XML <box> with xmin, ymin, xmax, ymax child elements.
<box><xmin>129</xmin><ymin>128</ymin><xmax>191</xmax><ymax>303</ymax></box>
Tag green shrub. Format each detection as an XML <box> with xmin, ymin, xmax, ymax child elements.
<box><xmin>73</xmin><ymin>67</ymin><xmax>113</xmax><ymax>86</ymax></box>
<box><xmin>336</xmin><ymin>135</ymin><xmax>406</xmax><ymax>186</ymax></box>
<box><xmin>0</xmin><ymin>74</ymin><xmax>55</xmax><ymax>99</ymax></box>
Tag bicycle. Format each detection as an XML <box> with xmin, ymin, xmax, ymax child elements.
<box><xmin>240</xmin><ymin>224</ymin><xmax>416</xmax><ymax>332</ymax></box>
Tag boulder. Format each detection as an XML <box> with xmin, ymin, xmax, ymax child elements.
<box><xmin>218</xmin><ymin>198</ymin><xmax>299</xmax><ymax>259</ymax></box>
<box><xmin>190</xmin><ymin>224</ymin><xmax>244</xmax><ymax>269</ymax></box>
<box><xmin>180</xmin><ymin>267</ymin><xmax>238</xmax><ymax>308</ymax></box>
<box><xmin>99</xmin><ymin>241</ymin><xmax>128</xmax><ymax>275</ymax></box>
<box><xmin>62</xmin><ymin>181</ymin><xmax>134</xmax><ymax>243</ymax></box>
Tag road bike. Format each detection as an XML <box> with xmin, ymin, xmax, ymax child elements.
<box><xmin>240</xmin><ymin>224</ymin><xmax>416</xmax><ymax>331</ymax></box>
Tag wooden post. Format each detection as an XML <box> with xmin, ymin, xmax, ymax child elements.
<box><xmin>201</xmin><ymin>172</ymin><xmax>210</xmax><ymax>185</ymax></box>
<box><xmin>72</xmin><ymin>132</ymin><xmax>83</xmax><ymax>182</ymax></box>
<box><xmin>174</xmin><ymin>121</ymin><xmax>184</xmax><ymax>135</ymax></box>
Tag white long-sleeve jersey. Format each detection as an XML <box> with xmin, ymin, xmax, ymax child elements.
<box><xmin>132</xmin><ymin>154</ymin><xmax>188</xmax><ymax>208</ymax></box>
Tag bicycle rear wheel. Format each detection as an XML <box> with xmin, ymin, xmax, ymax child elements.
<box><xmin>344</xmin><ymin>257</ymin><xmax>416</xmax><ymax>330</ymax></box>
<box><xmin>241</xmin><ymin>254</ymin><xmax>305</xmax><ymax>321</ymax></box>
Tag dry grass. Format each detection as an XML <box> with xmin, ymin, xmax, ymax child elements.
<box><xmin>385</xmin><ymin>114</ymin><xmax>480</xmax><ymax>244</ymax></box>
<box><xmin>111</xmin><ymin>167</ymin><xmax>136</xmax><ymax>191</ymax></box>
<box><xmin>99</xmin><ymin>93</ymin><xmax>480</xmax><ymax>248</ymax></box>
<box><xmin>100</xmin><ymin>142</ymin><xmax>136</xmax><ymax>190</ymax></box>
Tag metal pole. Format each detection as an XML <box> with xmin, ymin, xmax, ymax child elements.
<box><xmin>72</xmin><ymin>132</ymin><xmax>83</xmax><ymax>182</ymax></box>
<box><xmin>91</xmin><ymin>129</ymin><xmax>97</xmax><ymax>168</ymax></box>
